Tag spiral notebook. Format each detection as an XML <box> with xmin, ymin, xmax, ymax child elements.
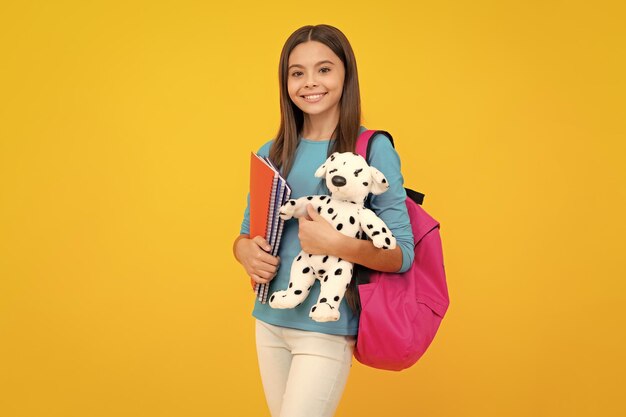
<box><xmin>249</xmin><ymin>152</ymin><xmax>291</xmax><ymax>303</ymax></box>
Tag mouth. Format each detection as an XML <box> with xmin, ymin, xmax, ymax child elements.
<box><xmin>300</xmin><ymin>92</ymin><xmax>327</xmax><ymax>103</ymax></box>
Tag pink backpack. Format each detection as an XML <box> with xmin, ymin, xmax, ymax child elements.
<box><xmin>353</xmin><ymin>130</ymin><xmax>450</xmax><ymax>371</ymax></box>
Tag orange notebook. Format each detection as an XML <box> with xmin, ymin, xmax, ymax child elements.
<box><xmin>249</xmin><ymin>152</ymin><xmax>291</xmax><ymax>303</ymax></box>
<box><xmin>249</xmin><ymin>152</ymin><xmax>277</xmax><ymax>240</ymax></box>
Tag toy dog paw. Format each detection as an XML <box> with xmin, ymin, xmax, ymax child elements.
<box><xmin>269</xmin><ymin>290</ymin><xmax>298</xmax><ymax>309</ymax></box>
<box><xmin>309</xmin><ymin>301</ymin><xmax>340</xmax><ymax>322</ymax></box>
<box><xmin>279</xmin><ymin>199</ymin><xmax>297</xmax><ymax>220</ymax></box>
<box><xmin>371</xmin><ymin>231</ymin><xmax>396</xmax><ymax>250</ymax></box>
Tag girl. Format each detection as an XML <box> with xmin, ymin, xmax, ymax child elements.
<box><xmin>233</xmin><ymin>24</ymin><xmax>414</xmax><ymax>417</ymax></box>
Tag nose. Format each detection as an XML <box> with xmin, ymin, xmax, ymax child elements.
<box><xmin>332</xmin><ymin>176</ymin><xmax>346</xmax><ymax>187</ymax></box>
<box><xmin>305</xmin><ymin>74</ymin><xmax>318</xmax><ymax>88</ymax></box>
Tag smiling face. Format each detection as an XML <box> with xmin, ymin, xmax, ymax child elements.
<box><xmin>287</xmin><ymin>41</ymin><xmax>345</xmax><ymax>118</ymax></box>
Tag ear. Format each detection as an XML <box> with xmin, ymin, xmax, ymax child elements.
<box><xmin>369</xmin><ymin>167</ymin><xmax>390</xmax><ymax>195</ymax></box>
<box><xmin>314</xmin><ymin>153</ymin><xmax>338</xmax><ymax>178</ymax></box>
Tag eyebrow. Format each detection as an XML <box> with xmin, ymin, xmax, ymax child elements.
<box><xmin>288</xmin><ymin>60</ymin><xmax>335</xmax><ymax>70</ymax></box>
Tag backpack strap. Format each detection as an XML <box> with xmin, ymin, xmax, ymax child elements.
<box><xmin>356</xmin><ymin>129</ymin><xmax>395</xmax><ymax>160</ymax></box>
<box><xmin>356</xmin><ymin>129</ymin><xmax>425</xmax><ymax>205</ymax></box>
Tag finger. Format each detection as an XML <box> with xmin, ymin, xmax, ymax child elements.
<box><xmin>250</xmin><ymin>273</ymin><xmax>269</xmax><ymax>284</ymax></box>
<box><xmin>306</xmin><ymin>203</ymin><xmax>318</xmax><ymax>218</ymax></box>
<box><xmin>306</xmin><ymin>203</ymin><xmax>319</xmax><ymax>220</ymax></box>
<box><xmin>270</xmin><ymin>258</ymin><xmax>281</xmax><ymax>278</ymax></box>
<box><xmin>256</xmin><ymin>250</ymin><xmax>280</xmax><ymax>266</ymax></box>
<box><xmin>255</xmin><ymin>261</ymin><xmax>278</xmax><ymax>275</ymax></box>
<box><xmin>252</xmin><ymin>235</ymin><xmax>272</xmax><ymax>252</ymax></box>
<box><xmin>251</xmin><ymin>261</ymin><xmax>275</xmax><ymax>278</ymax></box>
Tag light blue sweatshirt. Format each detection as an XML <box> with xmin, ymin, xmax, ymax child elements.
<box><xmin>239</xmin><ymin>125</ymin><xmax>414</xmax><ymax>335</ymax></box>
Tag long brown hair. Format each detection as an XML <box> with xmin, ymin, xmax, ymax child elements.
<box><xmin>268</xmin><ymin>24</ymin><xmax>363</xmax><ymax>314</ymax></box>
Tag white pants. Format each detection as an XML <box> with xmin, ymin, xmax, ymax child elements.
<box><xmin>255</xmin><ymin>319</ymin><xmax>357</xmax><ymax>417</ymax></box>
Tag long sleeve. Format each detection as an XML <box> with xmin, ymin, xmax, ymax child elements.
<box><xmin>239</xmin><ymin>192</ymin><xmax>252</xmax><ymax>235</ymax></box>
<box><xmin>367</xmin><ymin>134</ymin><xmax>415</xmax><ymax>273</ymax></box>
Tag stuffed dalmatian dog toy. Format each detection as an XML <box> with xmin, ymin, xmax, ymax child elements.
<box><xmin>269</xmin><ymin>151</ymin><xmax>396</xmax><ymax>322</ymax></box>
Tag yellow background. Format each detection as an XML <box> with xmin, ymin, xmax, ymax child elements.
<box><xmin>1</xmin><ymin>1</ymin><xmax>625</xmax><ymax>416</ymax></box>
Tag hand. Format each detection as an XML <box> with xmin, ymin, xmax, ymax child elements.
<box><xmin>297</xmin><ymin>204</ymin><xmax>344</xmax><ymax>256</ymax></box>
<box><xmin>234</xmin><ymin>236</ymin><xmax>281</xmax><ymax>290</ymax></box>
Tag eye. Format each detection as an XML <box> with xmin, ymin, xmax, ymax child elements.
<box><xmin>320</xmin><ymin>67</ymin><xmax>331</xmax><ymax>73</ymax></box>
<box><xmin>291</xmin><ymin>71</ymin><xmax>303</xmax><ymax>77</ymax></box>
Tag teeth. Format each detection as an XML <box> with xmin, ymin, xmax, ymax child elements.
<box><xmin>303</xmin><ymin>93</ymin><xmax>324</xmax><ymax>99</ymax></box>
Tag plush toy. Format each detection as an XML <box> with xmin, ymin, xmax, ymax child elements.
<box><xmin>269</xmin><ymin>151</ymin><xmax>397</xmax><ymax>322</ymax></box>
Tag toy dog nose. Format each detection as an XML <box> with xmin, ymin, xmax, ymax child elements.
<box><xmin>332</xmin><ymin>175</ymin><xmax>347</xmax><ymax>187</ymax></box>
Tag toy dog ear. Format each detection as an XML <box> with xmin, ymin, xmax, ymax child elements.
<box><xmin>314</xmin><ymin>162</ymin><xmax>327</xmax><ymax>178</ymax></box>
<box><xmin>369</xmin><ymin>167</ymin><xmax>390</xmax><ymax>195</ymax></box>
<box><xmin>314</xmin><ymin>153</ymin><xmax>338</xmax><ymax>178</ymax></box>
